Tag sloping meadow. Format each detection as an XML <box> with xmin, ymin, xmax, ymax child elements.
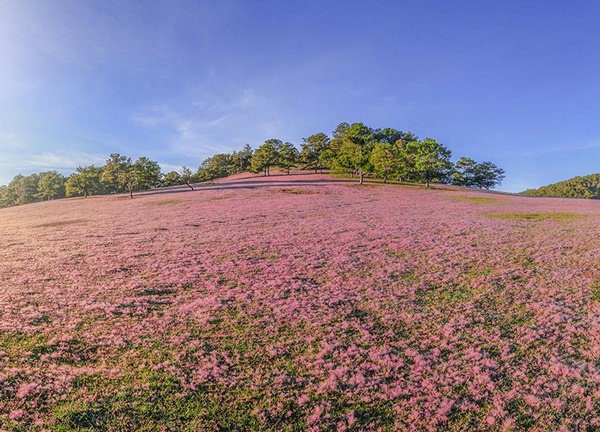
<box><xmin>0</xmin><ymin>175</ymin><xmax>599</xmax><ymax>430</ymax></box>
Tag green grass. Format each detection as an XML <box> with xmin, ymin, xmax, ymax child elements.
<box><xmin>447</xmin><ymin>195</ymin><xmax>499</xmax><ymax>204</ymax></box>
<box><xmin>485</xmin><ymin>212</ymin><xmax>581</xmax><ymax>221</ymax></box>
<box><xmin>277</xmin><ymin>188</ymin><xmax>316</xmax><ymax>195</ymax></box>
<box><xmin>52</xmin><ymin>371</ymin><xmax>268</xmax><ymax>432</ymax></box>
<box><xmin>591</xmin><ymin>279</ymin><xmax>600</xmax><ymax>301</ymax></box>
<box><xmin>330</xmin><ymin>173</ymin><xmax>456</xmax><ymax>190</ymax></box>
<box><xmin>34</xmin><ymin>219</ymin><xmax>88</xmax><ymax>228</ymax></box>
<box><xmin>150</xmin><ymin>199</ymin><xmax>181</xmax><ymax>206</ymax></box>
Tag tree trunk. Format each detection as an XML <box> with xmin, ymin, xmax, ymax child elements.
<box><xmin>186</xmin><ymin>182</ymin><xmax>194</xmax><ymax>191</ymax></box>
<box><xmin>359</xmin><ymin>171</ymin><xmax>364</xmax><ymax>185</ymax></box>
<box><xmin>130</xmin><ymin>189</ymin><xmax>133</xmax><ymax>199</ymax></box>
<box><xmin>287</xmin><ymin>169</ymin><xmax>290</xmax><ymax>175</ymax></box>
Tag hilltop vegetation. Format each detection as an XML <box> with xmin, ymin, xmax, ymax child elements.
<box><xmin>522</xmin><ymin>173</ymin><xmax>600</xmax><ymax>199</ymax></box>
<box><xmin>0</xmin><ymin>122</ymin><xmax>504</xmax><ymax>209</ymax></box>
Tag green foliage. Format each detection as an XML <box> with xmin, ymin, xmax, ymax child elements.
<box><xmin>37</xmin><ymin>171</ymin><xmax>65</xmax><ymax>200</ymax></box>
<box><xmin>198</xmin><ymin>153</ymin><xmax>234</xmax><ymax>181</ymax></box>
<box><xmin>7</xmin><ymin>173</ymin><xmax>40</xmax><ymax>205</ymax></box>
<box><xmin>370</xmin><ymin>142</ymin><xmax>400</xmax><ymax>182</ymax></box>
<box><xmin>399</xmin><ymin>138</ymin><xmax>453</xmax><ymax>187</ymax></box>
<box><xmin>301</xmin><ymin>132</ymin><xmax>329</xmax><ymax>172</ymax></box>
<box><xmin>0</xmin><ymin>122</ymin><xmax>506</xmax><ymax>209</ymax></box>
<box><xmin>374</xmin><ymin>127</ymin><xmax>403</xmax><ymax>145</ymax></box>
<box><xmin>522</xmin><ymin>173</ymin><xmax>600</xmax><ymax>198</ymax></box>
<box><xmin>251</xmin><ymin>139</ymin><xmax>281</xmax><ymax>176</ymax></box>
<box><xmin>132</xmin><ymin>157</ymin><xmax>163</xmax><ymax>190</ymax></box>
<box><xmin>163</xmin><ymin>171</ymin><xmax>182</xmax><ymax>187</ymax></box>
<box><xmin>100</xmin><ymin>153</ymin><xmax>132</xmax><ymax>193</ymax></box>
<box><xmin>0</xmin><ymin>185</ymin><xmax>11</xmax><ymax>208</ymax></box>
<box><xmin>336</xmin><ymin>123</ymin><xmax>375</xmax><ymax>184</ymax></box>
<box><xmin>278</xmin><ymin>142</ymin><xmax>299</xmax><ymax>174</ymax></box>
<box><xmin>231</xmin><ymin>144</ymin><xmax>254</xmax><ymax>173</ymax></box>
<box><xmin>66</xmin><ymin>166</ymin><xmax>103</xmax><ymax>198</ymax></box>
<box><xmin>180</xmin><ymin>167</ymin><xmax>195</xmax><ymax>191</ymax></box>
<box><xmin>452</xmin><ymin>157</ymin><xmax>505</xmax><ymax>189</ymax></box>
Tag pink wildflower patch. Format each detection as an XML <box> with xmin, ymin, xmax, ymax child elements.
<box><xmin>0</xmin><ymin>174</ymin><xmax>599</xmax><ymax>429</ymax></box>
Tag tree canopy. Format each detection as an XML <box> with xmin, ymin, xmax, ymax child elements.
<box><xmin>0</xmin><ymin>121</ymin><xmax>507</xmax><ymax>209</ymax></box>
<box><xmin>522</xmin><ymin>173</ymin><xmax>600</xmax><ymax>198</ymax></box>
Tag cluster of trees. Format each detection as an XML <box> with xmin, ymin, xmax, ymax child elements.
<box><xmin>66</xmin><ymin>154</ymin><xmax>162</xmax><ymax>199</ymax></box>
<box><xmin>0</xmin><ymin>122</ymin><xmax>506</xmax><ymax>209</ymax></box>
<box><xmin>0</xmin><ymin>154</ymin><xmax>164</xmax><ymax>207</ymax></box>
<box><xmin>522</xmin><ymin>173</ymin><xmax>600</xmax><ymax>199</ymax></box>
<box><xmin>0</xmin><ymin>171</ymin><xmax>66</xmax><ymax>208</ymax></box>
<box><xmin>196</xmin><ymin>122</ymin><xmax>505</xmax><ymax>188</ymax></box>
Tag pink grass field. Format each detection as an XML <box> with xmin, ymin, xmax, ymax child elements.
<box><xmin>0</xmin><ymin>174</ymin><xmax>599</xmax><ymax>431</ymax></box>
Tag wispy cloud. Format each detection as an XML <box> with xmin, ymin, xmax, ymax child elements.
<box><xmin>519</xmin><ymin>141</ymin><xmax>600</xmax><ymax>157</ymax></box>
<box><xmin>133</xmin><ymin>86</ymin><xmax>284</xmax><ymax>160</ymax></box>
<box><xmin>0</xmin><ymin>133</ymin><xmax>27</xmax><ymax>151</ymax></box>
<box><xmin>24</xmin><ymin>151</ymin><xmax>105</xmax><ymax>169</ymax></box>
<box><xmin>158</xmin><ymin>162</ymin><xmax>184</xmax><ymax>173</ymax></box>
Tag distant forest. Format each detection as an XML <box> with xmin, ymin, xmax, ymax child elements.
<box><xmin>0</xmin><ymin>122</ymin><xmax>505</xmax><ymax>209</ymax></box>
<box><xmin>522</xmin><ymin>173</ymin><xmax>600</xmax><ymax>199</ymax></box>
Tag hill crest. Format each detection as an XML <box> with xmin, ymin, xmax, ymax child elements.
<box><xmin>522</xmin><ymin>173</ymin><xmax>600</xmax><ymax>199</ymax></box>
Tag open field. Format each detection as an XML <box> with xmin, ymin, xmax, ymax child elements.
<box><xmin>0</xmin><ymin>174</ymin><xmax>599</xmax><ymax>431</ymax></box>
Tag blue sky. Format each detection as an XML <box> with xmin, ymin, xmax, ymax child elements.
<box><xmin>2</xmin><ymin>0</ymin><xmax>600</xmax><ymax>191</ymax></box>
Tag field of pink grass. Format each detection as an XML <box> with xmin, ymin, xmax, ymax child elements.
<box><xmin>0</xmin><ymin>174</ymin><xmax>599</xmax><ymax>431</ymax></box>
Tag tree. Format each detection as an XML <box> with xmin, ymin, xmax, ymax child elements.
<box><xmin>473</xmin><ymin>161</ymin><xmax>505</xmax><ymax>189</ymax></box>
<box><xmin>400</xmin><ymin>139</ymin><xmax>453</xmax><ymax>187</ymax></box>
<box><xmin>452</xmin><ymin>158</ymin><xmax>505</xmax><ymax>189</ymax></box>
<box><xmin>332</xmin><ymin>122</ymin><xmax>350</xmax><ymax>139</ymax></box>
<box><xmin>37</xmin><ymin>171</ymin><xmax>65</xmax><ymax>200</ymax></box>
<box><xmin>101</xmin><ymin>154</ymin><xmax>132</xmax><ymax>193</ymax></box>
<box><xmin>66</xmin><ymin>166</ymin><xmax>103</xmax><ymax>198</ymax></box>
<box><xmin>301</xmin><ymin>133</ymin><xmax>329</xmax><ymax>173</ymax></box>
<box><xmin>374</xmin><ymin>127</ymin><xmax>403</xmax><ymax>145</ymax></box>
<box><xmin>163</xmin><ymin>171</ymin><xmax>182</xmax><ymax>187</ymax></box>
<box><xmin>121</xmin><ymin>164</ymin><xmax>145</xmax><ymax>198</ymax></box>
<box><xmin>133</xmin><ymin>157</ymin><xmax>162</xmax><ymax>190</ymax></box>
<box><xmin>251</xmin><ymin>139</ymin><xmax>280</xmax><ymax>176</ymax></box>
<box><xmin>370</xmin><ymin>142</ymin><xmax>400</xmax><ymax>183</ymax></box>
<box><xmin>7</xmin><ymin>174</ymin><xmax>40</xmax><ymax>205</ymax></box>
<box><xmin>181</xmin><ymin>167</ymin><xmax>195</xmax><ymax>191</ymax></box>
<box><xmin>277</xmin><ymin>142</ymin><xmax>299</xmax><ymax>174</ymax></box>
<box><xmin>339</xmin><ymin>122</ymin><xmax>375</xmax><ymax>184</ymax></box>
<box><xmin>0</xmin><ymin>185</ymin><xmax>11</xmax><ymax>208</ymax></box>
<box><xmin>198</xmin><ymin>153</ymin><xmax>233</xmax><ymax>181</ymax></box>
<box><xmin>398</xmin><ymin>131</ymin><xmax>418</xmax><ymax>147</ymax></box>
<box><xmin>452</xmin><ymin>157</ymin><xmax>478</xmax><ymax>187</ymax></box>
<box><xmin>231</xmin><ymin>145</ymin><xmax>253</xmax><ymax>173</ymax></box>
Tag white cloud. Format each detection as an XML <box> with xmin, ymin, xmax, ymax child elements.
<box><xmin>24</xmin><ymin>151</ymin><xmax>105</xmax><ymax>169</ymax></box>
<box><xmin>158</xmin><ymin>162</ymin><xmax>183</xmax><ymax>173</ymax></box>
<box><xmin>0</xmin><ymin>133</ymin><xmax>27</xmax><ymax>150</ymax></box>
<box><xmin>132</xmin><ymin>86</ymin><xmax>285</xmax><ymax>160</ymax></box>
<box><xmin>520</xmin><ymin>140</ymin><xmax>600</xmax><ymax>157</ymax></box>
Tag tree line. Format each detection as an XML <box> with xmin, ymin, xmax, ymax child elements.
<box><xmin>0</xmin><ymin>122</ymin><xmax>505</xmax><ymax>208</ymax></box>
<box><xmin>522</xmin><ymin>173</ymin><xmax>600</xmax><ymax>199</ymax></box>
<box><xmin>199</xmin><ymin>122</ymin><xmax>505</xmax><ymax>188</ymax></box>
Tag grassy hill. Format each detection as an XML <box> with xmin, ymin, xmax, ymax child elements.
<box><xmin>0</xmin><ymin>173</ymin><xmax>599</xmax><ymax>430</ymax></box>
<box><xmin>522</xmin><ymin>173</ymin><xmax>600</xmax><ymax>198</ymax></box>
